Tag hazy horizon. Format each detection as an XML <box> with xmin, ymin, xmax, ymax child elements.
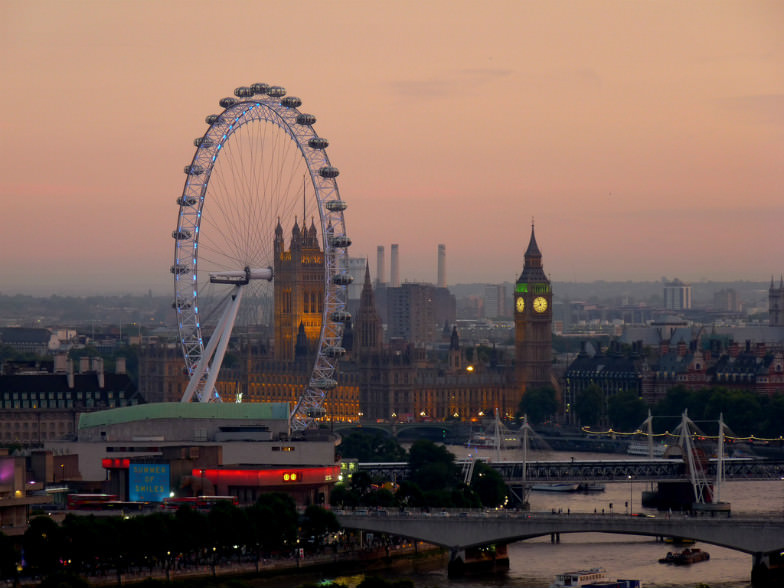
<box><xmin>0</xmin><ymin>277</ymin><xmax>775</xmax><ymax>300</ymax></box>
<box><xmin>2</xmin><ymin>1</ymin><xmax>782</xmax><ymax>296</ymax></box>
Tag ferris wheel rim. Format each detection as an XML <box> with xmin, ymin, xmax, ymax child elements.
<box><xmin>171</xmin><ymin>86</ymin><xmax>349</xmax><ymax>428</ymax></box>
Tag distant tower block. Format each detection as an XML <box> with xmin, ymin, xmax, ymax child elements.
<box><xmin>437</xmin><ymin>244</ymin><xmax>446</xmax><ymax>288</ymax></box>
<box><xmin>770</xmin><ymin>276</ymin><xmax>784</xmax><ymax>327</ymax></box>
<box><xmin>376</xmin><ymin>245</ymin><xmax>386</xmax><ymax>287</ymax></box>
<box><xmin>391</xmin><ymin>244</ymin><xmax>400</xmax><ymax>287</ymax></box>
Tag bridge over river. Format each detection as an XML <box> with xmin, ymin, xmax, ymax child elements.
<box><xmin>359</xmin><ymin>457</ymin><xmax>784</xmax><ymax>482</ymax></box>
<box><xmin>336</xmin><ymin>509</ymin><xmax>784</xmax><ymax>584</ymax></box>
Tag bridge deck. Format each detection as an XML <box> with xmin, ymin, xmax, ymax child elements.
<box><xmin>359</xmin><ymin>459</ymin><xmax>784</xmax><ymax>482</ymax></box>
<box><xmin>337</xmin><ymin>509</ymin><xmax>784</xmax><ymax>556</ymax></box>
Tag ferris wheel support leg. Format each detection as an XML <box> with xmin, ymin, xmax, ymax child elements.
<box><xmin>181</xmin><ymin>285</ymin><xmax>244</xmax><ymax>402</ymax></box>
<box><xmin>201</xmin><ymin>286</ymin><xmax>245</xmax><ymax>401</ymax></box>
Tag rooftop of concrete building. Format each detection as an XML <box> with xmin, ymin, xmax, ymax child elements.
<box><xmin>78</xmin><ymin>402</ymin><xmax>290</xmax><ymax>430</ymax></box>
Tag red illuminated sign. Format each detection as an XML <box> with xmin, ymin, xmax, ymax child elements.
<box><xmin>190</xmin><ymin>465</ymin><xmax>339</xmax><ymax>488</ymax></box>
<box><xmin>101</xmin><ymin>458</ymin><xmax>130</xmax><ymax>469</ymax></box>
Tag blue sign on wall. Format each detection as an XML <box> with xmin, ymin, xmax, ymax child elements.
<box><xmin>129</xmin><ymin>463</ymin><xmax>170</xmax><ymax>502</ymax></box>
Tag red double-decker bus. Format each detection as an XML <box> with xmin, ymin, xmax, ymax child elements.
<box><xmin>66</xmin><ymin>493</ymin><xmax>119</xmax><ymax>510</ymax></box>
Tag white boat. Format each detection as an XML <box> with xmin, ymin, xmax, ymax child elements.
<box><xmin>465</xmin><ymin>431</ymin><xmax>520</xmax><ymax>449</ymax></box>
<box><xmin>627</xmin><ymin>441</ymin><xmax>667</xmax><ymax>457</ymax></box>
<box><xmin>550</xmin><ymin>568</ymin><xmax>641</xmax><ymax>588</ymax></box>
<box><xmin>549</xmin><ymin>568</ymin><xmax>608</xmax><ymax>587</ymax></box>
<box><xmin>531</xmin><ymin>483</ymin><xmax>579</xmax><ymax>492</ymax></box>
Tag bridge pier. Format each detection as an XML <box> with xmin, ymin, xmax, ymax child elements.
<box><xmin>447</xmin><ymin>544</ymin><xmax>510</xmax><ymax>577</ymax></box>
<box><xmin>447</xmin><ymin>549</ymin><xmax>465</xmax><ymax>577</ymax></box>
<box><xmin>550</xmin><ymin>533</ymin><xmax>560</xmax><ymax>543</ymax></box>
<box><xmin>751</xmin><ymin>551</ymin><xmax>784</xmax><ymax>588</ymax></box>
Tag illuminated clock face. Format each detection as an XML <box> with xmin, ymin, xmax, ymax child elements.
<box><xmin>533</xmin><ymin>296</ymin><xmax>548</xmax><ymax>313</ymax></box>
<box><xmin>515</xmin><ymin>297</ymin><xmax>525</xmax><ymax>312</ymax></box>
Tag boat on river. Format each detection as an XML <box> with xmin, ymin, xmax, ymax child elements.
<box><xmin>532</xmin><ymin>483</ymin><xmax>580</xmax><ymax>492</ymax></box>
<box><xmin>549</xmin><ymin>567</ymin><xmax>641</xmax><ymax>588</ymax></box>
<box><xmin>658</xmin><ymin>547</ymin><xmax>710</xmax><ymax>565</ymax></box>
<box><xmin>627</xmin><ymin>441</ymin><xmax>668</xmax><ymax>457</ymax></box>
<box><xmin>465</xmin><ymin>431</ymin><xmax>520</xmax><ymax>449</ymax></box>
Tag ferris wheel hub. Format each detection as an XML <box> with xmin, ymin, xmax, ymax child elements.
<box><xmin>209</xmin><ymin>267</ymin><xmax>273</xmax><ymax>285</ymax></box>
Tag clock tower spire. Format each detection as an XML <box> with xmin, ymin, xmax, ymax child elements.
<box><xmin>514</xmin><ymin>222</ymin><xmax>553</xmax><ymax>394</ymax></box>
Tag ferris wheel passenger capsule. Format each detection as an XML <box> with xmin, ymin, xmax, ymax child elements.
<box><xmin>194</xmin><ymin>137</ymin><xmax>213</xmax><ymax>148</ymax></box>
<box><xmin>219</xmin><ymin>97</ymin><xmax>237</xmax><ymax>108</ymax></box>
<box><xmin>250</xmin><ymin>83</ymin><xmax>270</xmax><ymax>95</ymax></box>
<box><xmin>324</xmin><ymin>346</ymin><xmax>346</xmax><ymax>358</ymax></box>
<box><xmin>308</xmin><ymin>137</ymin><xmax>329</xmax><ymax>150</ymax></box>
<box><xmin>172</xmin><ymin>298</ymin><xmax>192</xmax><ymax>310</ymax></box>
<box><xmin>266</xmin><ymin>86</ymin><xmax>286</xmax><ymax>98</ymax></box>
<box><xmin>177</xmin><ymin>195</ymin><xmax>198</xmax><ymax>207</ymax></box>
<box><xmin>328</xmin><ymin>235</ymin><xmax>352</xmax><ymax>248</ymax></box>
<box><xmin>170</xmin><ymin>264</ymin><xmax>190</xmax><ymax>275</ymax></box>
<box><xmin>325</xmin><ymin>200</ymin><xmax>347</xmax><ymax>212</ymax></box>
<box><xmin>332</xmin><ymin>273</ymin><xmax>353</xmax><ymax>286</ymax></box>
<box><xmin>205</xmin><ymin>114</ymin><xmax>221</xmax><ymax>125</ymax></box>
<box><xmin>312</xmin><ymin>378</ymin><xmax>337</xmax><ymax>390</ymax></box>
<box><xmin>330</xmin><ymin>310</ymin><xmax>352</xmax><ymax>323</ymax></box>
<box><xmin>319</xmin><ymin>166</ymin><xmax>340</xmax><ymax>178</ymax></box>
<box><xmin>281</xmin><ymin>96</ymin><xmax>302</xmax><ymax>108</ymax></box>
<box><xmin>184</xmin><ymin>164</ymin><xmax>204</xmax><ymax>175</ymax></box>
<box><xmin>296</xmin><ymin>113</ymin><xmax>316</xmax><ymax>126</ymax></box>
<box><xmin>172</xmin><ymin>230</ymin><xmax>192</xmax><ymax>240</ymax></box>
<box><xmin>234</xmin><ymin>86</ymin><xmax>253</xmax><ymax>98</ymax></box>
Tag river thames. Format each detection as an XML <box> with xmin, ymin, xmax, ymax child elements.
<box><xmin>328</xmin><ymin>445</ymin><xmax>784</xmax><ymax>588</ymax></box>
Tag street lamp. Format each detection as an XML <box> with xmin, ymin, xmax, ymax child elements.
<box><xmin>628</xmin><ymin>475</ymin><xmax>633</xmax><ymax>515</ymax></box>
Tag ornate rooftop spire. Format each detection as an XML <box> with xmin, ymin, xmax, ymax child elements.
<box><xmin>518</xmin><ymin>221</ymin><xmax>548</xmax><ymax>284</ymax></box>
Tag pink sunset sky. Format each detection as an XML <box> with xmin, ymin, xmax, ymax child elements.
<box><xmin>1</xmin><ymin>1</ymin><xmax>782</xmax><ymax>295</ymax></box>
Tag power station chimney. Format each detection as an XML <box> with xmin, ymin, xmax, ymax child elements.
<box><xmin>376</xmin><ymin>245</ymin><xmax>386</xmax><ymax>287</ymax></box>
<box><xmin>437</xmin><ymin>244</ymin><xmax>446</xmax><ymax>288</ymax></box>
<box><xmin>391</xmin><ymin>244</ymin><xmax>400</xmax><ymax>287</ymax></box>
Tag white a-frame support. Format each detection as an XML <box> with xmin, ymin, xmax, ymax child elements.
<box><xmin>182</xmin><ymin>285</ymin><xmax>245</xmax><ymax>403</ymax></box>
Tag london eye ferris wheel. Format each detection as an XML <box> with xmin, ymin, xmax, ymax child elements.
<box><xmin>171</xmin><ymin>83</ymin><xmax>351</xmax><ymax>432</ymax></box>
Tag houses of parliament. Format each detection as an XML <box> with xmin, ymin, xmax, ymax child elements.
<box><xmin>139</xmin><ymin>221</ymin><xmax>554</xmax><ymax>424</ymax></box>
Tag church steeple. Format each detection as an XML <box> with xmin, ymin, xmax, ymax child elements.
<box><xmin>355</xmin><ymin>262</ymin><xmax>383</xmax><ymax>352</ymax></box>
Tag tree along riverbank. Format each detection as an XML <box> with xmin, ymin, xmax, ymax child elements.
<box><xmin>23</xmin><ymin>542</ymin><xmax>446</xmax><ymax>588</ymax></box>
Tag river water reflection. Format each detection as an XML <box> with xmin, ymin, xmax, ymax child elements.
<box><xmin>346</xmin><ymin>445</ymin><xmax>784</xmax><ymax>588</ymax></box>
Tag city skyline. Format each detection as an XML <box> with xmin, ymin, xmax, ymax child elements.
<box><xmin>1</xmin><ymin>1</ymin><xmax>782</xmax><ymax>296</ymax></box>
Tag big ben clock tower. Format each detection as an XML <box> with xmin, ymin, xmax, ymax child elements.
<box><xmin>515</xmin><ymin>223</ymin><xmax>553</xmax><ymax>393</ymax></box>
